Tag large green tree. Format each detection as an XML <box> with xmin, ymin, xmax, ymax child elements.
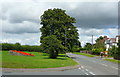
<box><xmin>40</xmin><ymin>8</ymin><xmax>80</xmax><ymax>58</ymax></box>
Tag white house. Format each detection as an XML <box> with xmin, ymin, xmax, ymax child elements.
<box><xmin>104</xmin><ymin>36</ymin><xmax>120</xmax><ymax>51</ymax></box>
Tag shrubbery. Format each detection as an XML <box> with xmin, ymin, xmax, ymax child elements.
<box><xmin>108</xmin><ymin>45</ymin><xmax>120</xmax><ymax>60</ymax></box>
<box><xmin>92</xmin><ymin>48</ymin><xmax>104</xmax><ymax>55</ymax></box>
<box><xmin>71</xmin><ymin>45</ymin><xmax>80</xmax><ymax>52</ymax></box>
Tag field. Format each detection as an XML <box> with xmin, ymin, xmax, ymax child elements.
<box><xmin>2</xmin><ymin>51</ymin><xmax>78</xmax><ymax>68</ymax></box>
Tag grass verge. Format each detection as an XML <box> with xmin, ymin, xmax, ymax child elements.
<box><xmin>73</xmin><ymin>52</ymin><xmax>97</xmax><ymax>57</ymax></box>
<box><xmin>104</xmin><ymin>59</ymin><xmax>120</xmax><ymax>64</ymax></box>
<box><xmin>2</xmin><ymin>51</ymin><xmax>78</xmax><ymax>68</ymax></box>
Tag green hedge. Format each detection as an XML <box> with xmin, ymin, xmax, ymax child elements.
<box><xmin>92</xmin><ymin>48</ymin><xmax>104</xmax><ymax>55</ymax></box>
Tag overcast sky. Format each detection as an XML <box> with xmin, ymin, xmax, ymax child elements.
<box><xmin>0</xmin><ymin>0</ymin><xmax>119</xmax><ymax>47</ymax></box>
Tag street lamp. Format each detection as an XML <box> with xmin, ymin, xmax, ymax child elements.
<box><xmin>91</xmin><ymin>35</ymin><xmax>94</xmax><ymax>54</ymax></box>
<box><xmin>65</xmin><ymin>28</ymin><xmax>71</xmax><ymax>49</ymax></box>
<box><xmin>64</xmin><ymin>28</ymin><xmax>71</xmax><ymax>57</ymax></box>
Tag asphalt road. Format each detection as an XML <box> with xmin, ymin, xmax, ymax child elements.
<box><xmin>66</xmin><ymin>53</ymin><xmax>119</xmax><ymax>75</ymax></box>
<box><xmin>2</xmin><ymin>53</ymin><xmax>119</xmax><ymax>75</ymax></box>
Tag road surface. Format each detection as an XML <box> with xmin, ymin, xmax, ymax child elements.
<box><xmin>2</xmin><ymin>53</ymin><xmax>119</xmax><ymax>75</ymax></box>
<box><xmin>67</xmin><ymin>53</ymin><xmax>119</xmax><ymax>75</ymax></box>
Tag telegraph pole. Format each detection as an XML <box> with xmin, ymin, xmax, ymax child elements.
<box><xmin>92</xmin><ymin>35</ymin><xmax>93</xmax><ymax>45</ymax></box>
<box><xmin>65</xmin><ymin>27</ymin><xmax>67</xmax><ymax>58</ymax></box>
<box><xmin>92</xmin><ymin>35</ymin><xmax>93</xmax><ymax>51</ymax></box>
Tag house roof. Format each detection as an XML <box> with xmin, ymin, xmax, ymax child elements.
<box><xmin>104</xmin><ymin>35</ymin><xmax>120</xmax><ymax>43</ymax></box>
<box><xmin>116</xmin><ymin>35</ymin><xmax>120</xmax><ymax>39</ymax></box>
<box><xmin>110</xmin><ymin>38</ymin><xmax>116</xmax><ymax>43</ymax></box>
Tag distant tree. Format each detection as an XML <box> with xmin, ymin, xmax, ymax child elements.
<box><xmin>1</xmin><ymin>43</ymin><xmax>41</xmax><ymax>52</ymax></box>
<box><xmin>94</xmin><ymin>41</ymin><xmax>105</xmax><ymax>49</ymax></box>
<box><xmin>95</xmin><ymin>36</ymin><xmax>104</xmax><ymax>42</ymax></box>
<box><xmin>94</xmin><ymin>36</ymin><xmax>105</xmax><ymax>50</ymax></box>
<box><xmin>84</xmin><ymin>43</ymin><xmax>92</xmax><ymax>51</ymax></box>
<box><xmin>2</xmin><ymin>43</ymin><xmax>14</xmax><ymax>50</ymax></box>
<box><xmin>13</xmin><ymin>43</ymin><xmax>22</xmax><ymax>51</ymax></box>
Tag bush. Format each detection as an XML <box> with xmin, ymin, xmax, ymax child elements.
<box><xmin>108</xmin><ymin>46</ymin><xmax>119</xmax><ymax>60</ymax></box>
<box><xmin>92</xmin><ymin>48</ymin><xmax>104</xmax><ymax>55</ymax></box>
<box><xmin>71</xmin><ymin>45</ymin><xmax>80</xmax><ymax>52</ymax></box>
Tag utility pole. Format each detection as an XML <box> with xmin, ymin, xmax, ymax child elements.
<box><xmin>92</xmin><ymin>35</ymin><xmax>93</xmax><ymax>51</ymax></box>
<box><xmin>65</xmin><ymin>27</ymin><xmax>67</xmax><ymax>58</ymax></box>
<box><xmin>92</xmin><ymin>35</ymin><xmax>93</xmax><ymax>45</ymax></box>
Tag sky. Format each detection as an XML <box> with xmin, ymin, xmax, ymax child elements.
<box><xmin>0</xmin><ymin>0</ymin><xmax>119</xmax><ymax>47</ymax></box>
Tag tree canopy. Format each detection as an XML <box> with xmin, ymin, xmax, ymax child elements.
<box><xmin>40</xmin><ymin>8</ymin><xmax>81</xmax><ymax>58</ymax></box>
<box><xmin>84</xmin><ymin>43</ymin><xmax>92</xmax><ymax>51</ymax></box>
<box><xmin>95</xmin><ymin>36</ymin><xmax>104</xmax><ymax>42</ymax></box>
<box><xmin>94</xmin><ymin>36</ymin><xmax>105</xmax><ymax>49</ymax></box>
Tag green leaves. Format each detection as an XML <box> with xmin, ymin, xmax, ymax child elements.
<box><xmin>40</xmin><ymin>35</ymin><xmax>66</xmax><ymax>58</ymax></box>
<box><xmin>40</xmin><ymin>8</ymin><xmax>81</xmax><ymax>58</ymax></box>
<box><xmin>84</xmin><ymin>43</ymin><xmax>92</xmax><ymax>51</ymax></box>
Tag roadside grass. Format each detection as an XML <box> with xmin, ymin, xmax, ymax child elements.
<box><xmin>2</xmin><ymin>51</ymin><xmax>78</xmax><ymax>68</ymax></box>
<box><xmin>104</xmin><ymin>59</ymin><xmax>120</xmax><ymax>64</ymax></box>
<box><xmin>0</xmin><ymin>51</ymin><xmax>2</xmax><ymax>67</ymax></box>
<box><xmin>73</xmin><ymin>52</ymin><xmax>97</xmax><ymax>57</ymax></box>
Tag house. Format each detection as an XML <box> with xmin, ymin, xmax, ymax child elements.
<box><xmin>104</xmin><ymin>36</ymin><xmax>120</xmax><ymax>51</ymax></box>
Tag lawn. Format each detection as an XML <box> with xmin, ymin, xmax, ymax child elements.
<box><xmin>104</xmin><ymin>59</ymin><xmax>120</xmax><ymax>64</ymax></box>
<box><xmin>73</xmin><ymin>52</ymin><xmax>97</xmax><ymax>57</ymax></box>
<box><xmin>2</xmin><ymin>51</ymin><xmax>78</xmax><ymax>68</ymax></box>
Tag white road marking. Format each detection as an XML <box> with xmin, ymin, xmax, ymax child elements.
<box><xmin>85</xmin><ymin>69</ymin><xmax>89</xmax><ymax>71</ymax></box>
<box><xmin>81</xmin><ymin>66</ymin><xmax>84</xmax><ymax>68</ymax></box>
<box><xmin>111</xmin><ymin>67</ymin><xmax>118</xmax><ymax>70</ymax></box>
<box><xmin>85</xmin><ymin>73</ymin><xmax>89</xmax><ymax>75</ymax></box>
<box><xmin>81</xmin><ymin>70</ymin><xmax>89</xmax><ymax>75</ymax></box>
<box><xmin>78</xmin><ymin>67</ymin><xmax>81</xmax><ymax>70</ymax></box>
<box><xmin>101</xmin><ymin>63</ymin><xmax>108</xmax><ymax>66</ymax></box>
<box><xmin>79</xmin><ymin>66</ymin><xmax>95</xmax><ymax>75</ymax></box>
<box><xmin>89</xmin><ymin>72</ymin><xmax>95</xmax><ymax>75</ymax></box>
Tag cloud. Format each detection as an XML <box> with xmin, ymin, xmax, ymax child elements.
<box><xmin>1</xmin><ymin>2</ymin><xmax>45</xmax><ymax>23</ymax></box>
<box><xmin>1</xmin><ymin>32</ymin><xmax>41</xmax><ymax>45</ymax></box>
<box><xmin>67</xmin><ymin>2</ymin><xmax>118</xmax><ymax>29</ymax></box>
<box><xmin>77</xmin><ymin>28</ymin><xmax>104</xmax><ymax>36</ymax></box>
<box><xmin>2</xmin><ymin>19</ymin><xmax>41</xmax><ymax>34</ymax></box>
<box><xmin>0</xmin><ymin>1</ymin><xmax>118</xmax><ymax>46</ymax></box>
<box><xmin>1</xmin><ymin>2</ymin><xmax>118</xmax><ymax>28</ymax></box>
<box><xmin>107</xmin><ymin>28</ymin><xmax>118</xmax><ymax>37</ymax></box>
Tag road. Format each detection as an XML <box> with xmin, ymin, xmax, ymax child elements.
<box><xmin>67</xmin><ymin>53</ymin><xmax>119</xmax><ymax>75</ymax></box>
<box><xmin>2</xmin><ymin>53</ymin><xmax>119</xmax><ymax>75</ymax></box>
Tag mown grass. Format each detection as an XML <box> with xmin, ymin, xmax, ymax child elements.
<box><xmin>0</xmin><ymin>51</ymin><xmax>2</xmax><ymax>67</ymax></box>
<box><xmin>73</xmin><ymin>52</ymin><xmax>97</xmax><ymax>57</ymax></box>
<box><xmin>1</xmin><ymin>51</ymin><xmax>78</xmax><ymax>68</ymax></box>
<box><xmin>104</xmin><ymin>59</ymin><xmax>120</xmax><ymax>64</ymax></box>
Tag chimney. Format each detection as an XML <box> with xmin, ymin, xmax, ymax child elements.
<box><xmin>104</xmin><ymin>36</ymin><xmax>107</xmax><ymax>39</ymax></box>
